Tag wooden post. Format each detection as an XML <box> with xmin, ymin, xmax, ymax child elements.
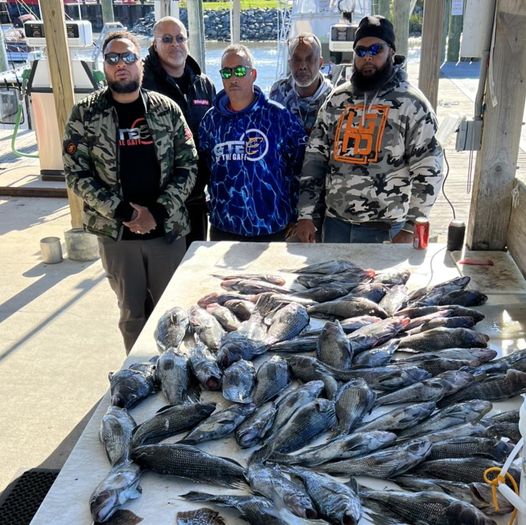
<box><xmin>467</xmin><ymin>0</ymin><xmax>526</xmax><ymax>250</ymax></box>
<box><xmin>155</xmin><ymin>0</ymin><xmax>171</xmax><ymax>19</ymax></box>
<box><xmin>40</xmin><ymin>0</ymin><xmax>83</xmax><ymax>229</ymax></box>
<box><xmin>447</xmin><ymin>0</ymin><xmax>463</xmax><ymax>62</ymax></box>
<box><xmin>418</xmin><ymin>0</ymin><xmax>445</xmax><ymax>110</ymax></box>
<box><xmin>440</xmin><ymin>0</ymin><xmax>450</xmax><ymax>64</ymax></box>
<box><xmin>0</xmin><ymin>25</ymin><xmax>8</xmax><ymax>73</ymax></box>
<box><xmin>231</xmin><ymin>0</ymin><xmax>241</xmax><ymax>44</ymax></box>
<box><xmin>100</xmin><ymin>0</ymin><xmax>114</xmax><ymax>24</ymax></box>
<box><xmin>187</xmin><ymin>0</ymin><xmax>205</xmax><ymax>72</ymax></box>
<box><xmin>393</xmin><ymin>0</ymin><xmax>410</xmax><ymax>59</ymax></box>
<box><xmin>376</xmin><ymin>0</ymin><xmax>391</xmax><ymax>18</ymax></box>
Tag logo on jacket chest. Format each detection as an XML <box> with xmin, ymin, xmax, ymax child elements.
<box><xmin>213</xmin><ymin>128</ymin><xmax>269</xmax><ymax>162</ymax></box>
<box><xmin>333</xmin><ymin>103</ymin><xmax>390</xmax><ymax>164</ymax></box>
<box><xmin>118</xmin><ymin>117</ymin><xmax>153</xmax><ymax>147</ymax></box>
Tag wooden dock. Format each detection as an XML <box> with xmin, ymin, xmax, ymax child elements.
<box><xmin>0</xmin><ymin>60</ymin><xmax>524</xmax><ymax>242</ymax></box>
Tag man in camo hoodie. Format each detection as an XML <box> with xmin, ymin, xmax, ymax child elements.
<box><xmin>63</xmin><ymin>31</ymin><xmax>197</xmax><ymax>352</ymax></box>
<box><xmin>295</xmin><ymin>16</ymin><xmax>443</xmax><ymax>243</ymax></box>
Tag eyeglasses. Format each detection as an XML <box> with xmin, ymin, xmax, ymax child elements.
<box><xmin>158</xmin><ymin>34</ymin><xmax>187</xmax><ymax>45</ymax></box>
<box><xmin>104</xmin><ymin>52</ymin><xmax>139</xmax><ymax>65</ymax></box>
<box><xmin>288</xmin><ymin>34</ymin><xmax>321</xmax><ymax>47</ymax></box>
<box><xmin>219</xmin><ymin>65</ymin><xmax>252</xmax><ymax>80</ymax></box>
<box><xmin>354</xmin><ymin>43</ymin><xmax>386</xmax><ymax>58</ymax></box>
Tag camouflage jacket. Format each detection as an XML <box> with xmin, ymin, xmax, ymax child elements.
<box><xmin>269</xmin><ymin>73</ymin><xmax>333</xmax><ymax>135</ymax></box>
<box><xmin>63</xmin><ymin>88</ymin><xmax>197</xmax><ymax>241</ymax></box>
<box><xmin>297</xmin><ymin>59</ymin><xmax>444</xmax><ymax>226</ymax></box>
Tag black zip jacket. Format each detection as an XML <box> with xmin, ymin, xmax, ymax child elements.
<box><xmin>143</xmin><ymin>48</ymin><xmax>216</xmax><ymax>200</ymax></box>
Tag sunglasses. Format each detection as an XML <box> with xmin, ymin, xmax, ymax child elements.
<box><xmin>158</xmin><ymin>34</ymin><xmax>187</xmax><ymax>45</ymax></box>
<box><xmin>354</xmin><ymin>43</ymin><xmax>386</xmax><ymax>58</ymax></box>
<box><xmin>287</xmin><ymin>34</ymin><xmax>321</xmax><ymax>48</ymax></box>
<box><xmin>104</xmin><ymin>51</ymin><xmax>139</xmax><ymax>65</ymax></box>
<box><xmin>219</xmin><ymin>65</ymin><xmax>252</xmax><ymax>80</ymax></box>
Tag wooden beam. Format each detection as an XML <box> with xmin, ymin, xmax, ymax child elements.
<box><xmin>100</xmin><ymin>0</ymin><xmax>114</xmax><ymax>24</ymax></box>
<box><xmin>447</xmin><ymin>0</ymin><xmax>463</xmax><ymax>62</ymax></box>
<box><xmin>376</xmin><ymin>0</ymin><xmax>391</xmax><ymax>18</ymax></box>
<box><xmin>187</xmin><ymin>0</ymin><xmax>206</xmax><ymax>72</ymax></box>
<box><xmin>418</xmin><ymin>0</ymin><xmax>445</xmax><ymax>110</ymax></box>
<box><xmin>231</xmin><ymin>0</ymin><xmax>241</xmax><ymax>44</ymax></box>
<box><xmin>0</xmin><ymin>187</ymin><xmax>67</xmax><ymax>198</ymax></box>
<box><xmin>40</xmin><ymin>0</ymin><xmax>83</xmax><ymax>229</ymax></box>
<box><xmin>440</xmin><ymin>0</ymin><xmax>451</xmax><ymax>64</ymax></box>
<box><xmin>0</xmin><ymin>25</ymin><xmax>8</xmax><ymax>72</ymax></box>
<box><xmin>467</xmin><ymin>0</ymin><xmax>526</xmax><ymax>250</ymax></box>
<box><xmin>393</xmin><ymin>0</ymin><xmax>410</xmax><ymax>59</ymax></box>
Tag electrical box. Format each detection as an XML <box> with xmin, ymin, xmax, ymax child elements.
<box><xmin>456</xmin><ymin>118</ymin><xmax>483</xmax><ymax>151</ymax></box>
<box><xmin>24</xmin><ymin>20</ymin><xmax>93</xmax><ymax>48</ymax></box>
<box><xmin>329</xmin><ymin>23</ymin><xmax>357</xmax><ymax>52</ymax></box>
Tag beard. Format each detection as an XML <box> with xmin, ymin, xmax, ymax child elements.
<box><xmin>294</xmin><ymin>72</ymin><xmax>318</xmax><ymax>89</ymax></box>
<box><xmin>108</xmin><ymin>79</ymin><xmax>140</xmax><ymax>94</ymax></box>
<box><xmin>351</xmin><ymin>60</ymin><xmax>394</xmax><ymax>93</ymax></box>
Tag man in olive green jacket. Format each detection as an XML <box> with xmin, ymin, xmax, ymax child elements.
<box><xmin>64</xmin><ymin>31</ymin><xmax>197</xmax><ymax>352</ymax></box>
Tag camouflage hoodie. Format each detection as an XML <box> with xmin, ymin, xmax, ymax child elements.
<box><xmin>297</xmin><ymin>58</ymin><xmax>443</xmax><ymax>226</ymax></box>
<box><xmin>63</xmin><ymin>88</ymin><xmax>197</xmax><ymax>241</ymax></box>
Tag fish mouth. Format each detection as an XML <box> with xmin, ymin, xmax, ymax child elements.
<box><xmin>305</xmin><ymin>508</ymin><xmax>319</xmax><ymax>519</ymax></box>
<box><xmin>206</xmin><ymin>377</ymin><xmax>222</xmax><ymax>390</ymax></box>
<box><xmin>90</xmin><ymin>491</ymin><xmax>117</xmax><ymax>522</ymax></box>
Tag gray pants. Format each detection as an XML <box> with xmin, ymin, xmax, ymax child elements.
<box><xmin>98</xmin><ymin>236</ymin><xmax>186</xmax><ymax>353</ymax></box>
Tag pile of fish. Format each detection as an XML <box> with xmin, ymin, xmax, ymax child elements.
<box><xmin>90</xmin><ymin>259</ymin><xmax>526</xmax><ymax>524</ymax></box>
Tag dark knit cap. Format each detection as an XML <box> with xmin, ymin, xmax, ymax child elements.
<box><xmin>354</xmin><ymin>15</ymin><xmax>396</xmax><ymax>51</ymax></box>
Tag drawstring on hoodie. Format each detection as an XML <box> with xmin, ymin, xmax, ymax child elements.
<box><xmin>362</xmin><ymin>89</ymin><xmax>380</xmax><ymax>126</ymax></box>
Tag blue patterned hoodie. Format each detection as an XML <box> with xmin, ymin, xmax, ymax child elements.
<box><xmin>199</xmin><ymin>86</ymin><xmax>307</xmax><ymax>237</ymax></box>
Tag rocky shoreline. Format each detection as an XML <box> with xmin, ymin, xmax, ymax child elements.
<box><xmin>132</xmin><ymin>8</ymin><xmax>280</xmax><ymax>41</ymax></box>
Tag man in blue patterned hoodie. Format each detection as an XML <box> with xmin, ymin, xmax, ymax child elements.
<box><xmin>199</xmin><ymin>44</ymin><xmax>307</xmax><ymax>242</ymax></box>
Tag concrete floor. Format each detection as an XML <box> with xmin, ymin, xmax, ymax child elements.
<box><xmin>0</xmin><ymin>195</ymin><xmax>124</xmax><ymax>494</ymax></box>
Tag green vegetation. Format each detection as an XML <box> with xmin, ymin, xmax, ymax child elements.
<box><xmin>179</xmin><ymin>0</ymin><xmax>280</xmax><ymax>10</ymax></box>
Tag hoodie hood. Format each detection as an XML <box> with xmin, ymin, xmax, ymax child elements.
<box><xmin>214</xmin><ymin>85</ymin><xmax>266</xmax><ymax>116</ymax></box>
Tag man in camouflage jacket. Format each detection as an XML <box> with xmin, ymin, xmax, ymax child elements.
<box><xmin>296</xmin><ymin>16</ymin><xmax>443</xmax><ymax>243</ymax></box>
<box><xmin>63</xmin><ymin>31</ymin><xmax>197</xmax><ymax>352</ymax></box>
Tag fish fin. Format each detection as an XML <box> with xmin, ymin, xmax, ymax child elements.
<box><xmin>249</xmin><ymin>444</ymin><xmax>271</xmax><ymax>465</ymax></box>
<box><xmin>346</xmin><ymin>477</ymin><xmax>360</xmax><ymax>494</ymax></box>
<box><xmin>155</xmin><ymin>404</ymin><xmax>175</xmax><ymax>414</ymax></box>
<box><xmin>180</xmin><ymin>491</ymin><xmax>216</xmax><ymax>502</ymax></box>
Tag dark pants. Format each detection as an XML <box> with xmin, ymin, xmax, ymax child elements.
<box><xmin>210</xmin><ymin>226</ymin><xmax>287</xmax><ymax>242</ymax></box>
<box><xmin>185</xmin><ymin>197</ymin><xmax>208</xmax><ymax>249</ymax></box>
<box><xmin>322</xmin><ymin>216</ymin><xmax>404</xmax><ymax>243</ymax></box>
<box><xmin>98</xmin><ymin>236</ymin><xmax>186</xmax><ymax>353</ymax></box>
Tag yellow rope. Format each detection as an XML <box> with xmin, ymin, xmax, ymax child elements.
<box><xmin>483</xmin><ymin>466</ymin><xmax>519</xmax><ymax>525</ymax></box>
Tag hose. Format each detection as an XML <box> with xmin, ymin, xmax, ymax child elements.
<box><xmin>11</xmin><ymin>99</ymin><xmax>38</xmax><ymax>158</ymax></box>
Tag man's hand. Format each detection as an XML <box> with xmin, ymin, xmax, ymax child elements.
<box><xmin>392</xmin><ymin>229</ymin><xmax>414</xmax><ymax>244</ymax></box>
<box><xmin>295</xmin><ymin>219</ymin><xmax>317</xmax><ymax>243</ymax></box>
<box><xmin>123</xmin><ymin>203</ymin><xmax>157</xmax><ymax>235</ymax></box>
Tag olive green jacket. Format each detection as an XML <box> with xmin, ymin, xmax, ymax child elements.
<box><xmin>63</xmin><ymin>88</ymin><xmax>198</xmax><ymax>241</ymax></box>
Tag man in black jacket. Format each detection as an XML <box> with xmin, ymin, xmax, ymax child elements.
<box><xmin>143</xmin><ymin>16</ymin><xmax>216</xmax><ymax>247</ymax></box>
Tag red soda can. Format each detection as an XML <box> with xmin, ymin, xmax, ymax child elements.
<box><xmin>413</xmin><ymin>217</ymin><xmax>430</xmax><ymax>249</ymax></box>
